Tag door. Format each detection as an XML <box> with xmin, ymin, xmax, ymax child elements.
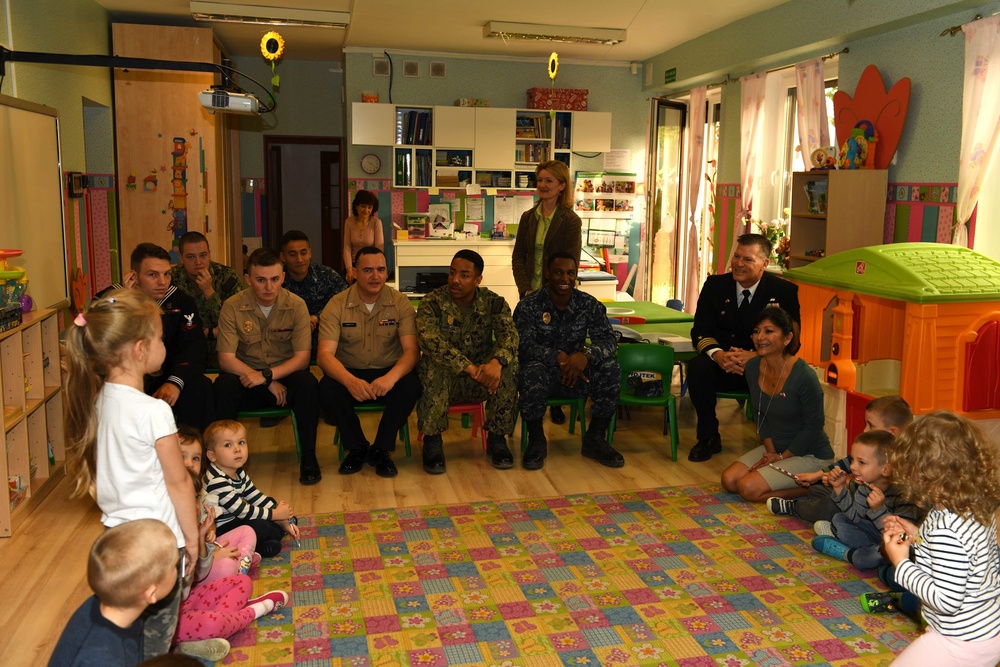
<box><xmin>321</xmin><ymin>150</ymin><xmax>346</xmax><ymax>272</ymax></box>
<box><xmin>644</xmin><ymin>100</ymin><xmax>686</xmax><ymax>305</ymax></box>
<box><xmin>263</xmin><ymin>136</ymin><xmax>344</xmax><ymax>265</ymax></box>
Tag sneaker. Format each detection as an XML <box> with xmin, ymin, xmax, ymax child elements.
<box><xmin>176</xmin><ymin>638</ymin><xmax>231</xmax><ymax>661</ymax></box>
<box><xmin>813</xmin><ymin>520</ymin><xmax>835</xmax><ymax>537</ymax></box>
<box><xmin>812</xmin><ymin>535</ymin><xmax>850</xmax><ymax>561</ymax></box>
<box><xmin>248</xmin><ymin>590</ymin><xmax>289</xmax><ymax>611</ymax></box>
<box><xmin>861</xmin><ymin>592</ymin><xmax>898</xmax><ymax>613</ymax></box>
<box><xmin>766</xmin><ymin>497</ymin><xmax>797</xmax><ymax>516</ymax></box>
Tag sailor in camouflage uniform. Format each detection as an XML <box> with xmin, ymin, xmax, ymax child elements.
<box><xmin>170</xmin><ymin>231</ymin><xmax>247</xmax><ymax>368</ymax></box>
<box><xmin>280</xmin><ymin>230</ymin><xmax>349</xmax><ymax>359</ymax></box>
<box><xmin>513</xmin><ymin>252</ymin><xmax>623</xmax><ymax>470</ymax></box>
<box><xmin>416</xmin><ymin>250</ymin><xmax>519</xmax><ymax>473</ymax></box>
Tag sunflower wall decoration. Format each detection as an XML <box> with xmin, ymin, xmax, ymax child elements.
<box><xmin>261</xmin><ymin>31</ymin><xmax>285</xmax><ymax>90</ymax></box>
<box><xmin>547</xmin><ymin>52</ymin><xmax>559</xmax><ymax>120</ymax></box>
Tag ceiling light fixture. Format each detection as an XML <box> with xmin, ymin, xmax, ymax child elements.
<box><xmin>191</xmin><ymin>2</ymin><xmax>349</xmax><ymax>28</ymax></box>
<box><xmin>483</xmin><ymin>21</ymin><xmax>625</xmax><ymax>46</ymax></box>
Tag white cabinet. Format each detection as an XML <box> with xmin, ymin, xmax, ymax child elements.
<box><xmin>2</xmin><ymin>309</ymin><xmax>64</xmax><ymax>537</ymax></box>
<box><xmin>393</xmin><ymin>239</ymin><xmax>519</xmax><ymax>308</ymax></box>
<box><xmin>572</xmin><ymin>112</ymin><xmax>612</xmax><ymax>153</ymax></box>
<box><xmin>433</xmin><ymin>106</ymin><xmax>476</xmax><ymax>148</ymax></box>
<box><xmin>351</xmin><ymin>102</ymin><xmax>395</xmax><ymax>146</ymax></box>
<box><xmin>474</xmin><ymin>108</ymin><xmax>516</xmax><ymax>170</ymax></box>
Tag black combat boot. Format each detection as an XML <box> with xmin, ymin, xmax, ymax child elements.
<box><xmin>582</xmin><ymin>416</ymin><xmax>625</xmax><ymax>468</ymax></box>
<box><xmin>486</xmin><ymin>432</ymin><xmax>514</xmax><ymax>470</ymax></box>
<box><xmin>422</xmin><ymin>434</ymin><xmax>446</xmax><ymax>474</ymax></box>
<box><xmin>523</xmin><ymin>420</ymin><xmax>547</xmax><ymax>470</ymax></box>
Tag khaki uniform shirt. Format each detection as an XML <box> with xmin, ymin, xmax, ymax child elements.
<box><xmin>319</xmin><ymin>284</ymin><xmax>416</xmax><ymax>370</ymax></box>
<box><xmin>217</xmin><ymin>288</ymin><xmax>311</xmax><ymax>369</ymax></box>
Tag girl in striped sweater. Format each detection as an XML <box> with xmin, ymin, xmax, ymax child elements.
<box><xmin>882</xmin><ymin>411</ymin><xmax>1000</xmax><ymax>666</ymax></box>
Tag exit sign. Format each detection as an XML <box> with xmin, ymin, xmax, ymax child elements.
<box><xmin>664</xmin><ymin>67</ymin><xmax>677</xmax><ymax>84</ymax></box>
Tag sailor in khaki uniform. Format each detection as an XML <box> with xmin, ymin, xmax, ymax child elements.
<box><xmin>317</xmin><ymin>246</ymin><xmax>420</xmax><ymax>479</ymax></box>
<box><xmin>214</xmin><ymin>248</ymin><xmax>322</xmax><ymax>485</ymax></box>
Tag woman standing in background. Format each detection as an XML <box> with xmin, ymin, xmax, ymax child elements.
<box><xmin>343</xmin><ymin>190</ymin><xmax>385</xmax><ymax>282</ymax></box>
<box><xmin>511</xmin><ymin>160</ymin><xmax>582</xmax><ymax>298</ymax></box>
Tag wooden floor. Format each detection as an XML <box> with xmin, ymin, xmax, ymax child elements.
<box><xmin>0</xmin><ymin>391</ymin><xmax>760</xmax><ymax>666</ymax></box>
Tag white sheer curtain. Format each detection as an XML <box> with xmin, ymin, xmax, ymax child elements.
<box><xmin>738</xmin><ymin>73</ymin><xmax>766</xmax><ymax>255</ymax></box>
<box><xmin>795</xmin><ymin>58</ymin><xmax>830</xmax><ymax>164</ymax></box>
<box><xmin>955</xmin><ymin>14</ymin><xmax>1000</xmax><ymax>247</ymax></box>
<box><xmin>683</xmin><ymin>87</ymin><xmax>707</xmax><ymax>312</ymax></box>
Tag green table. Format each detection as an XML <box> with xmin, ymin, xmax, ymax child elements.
<box><xmin>606</xmin><ymin>301</ymin><xmax>693</xmax><ymax>324</ymax></box>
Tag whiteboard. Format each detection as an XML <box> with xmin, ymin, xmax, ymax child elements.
<box><xmin>0</xmin><ymin>95</ymin><xmax>69</xmax><ymax>310</ymax></box>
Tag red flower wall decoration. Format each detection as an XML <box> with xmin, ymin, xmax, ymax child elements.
<box><xmin>832</xmin><ymin>65</ymin><xmax>911</xmax><ymax>169</ymax></box>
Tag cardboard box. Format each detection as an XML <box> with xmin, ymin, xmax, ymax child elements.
<box><xmin>526</xmin><ymin>88</ymin><xmax>589</xmax><ymax>111</ymax></box>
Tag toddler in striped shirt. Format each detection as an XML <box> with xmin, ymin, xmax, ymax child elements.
<box><xmin>203</xmin><ymin>419</ymin><xmax>301</xmax><ymax>557</ymax></box>
<box><xmin>881</xmin><ymin>411</ymin><xmax>1000</xmax><ymax>666</ymax></box>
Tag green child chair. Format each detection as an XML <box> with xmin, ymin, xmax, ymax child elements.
<box><xmin>609</xmin><ymin>344</ymin><xmax>680</xmax><ymax>461</ymax></box>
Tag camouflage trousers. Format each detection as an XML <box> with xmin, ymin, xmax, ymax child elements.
<box><xmin>417</xmin><ymin>359</ymin><xmax>519</xmax><ymax>436</ymax></box>
<box><xmin>141</xmin><ymin>545</ymin><xmax>183</xmax><ymax>659</ymax></box>
<box><xmin>518</xmin><ymin>358</ymin><xmax>621</xmax><ymax>421</ymax></box>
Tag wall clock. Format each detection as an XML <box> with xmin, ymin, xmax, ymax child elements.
<box><xmin>360</xmin><ymin>153</ymin><xmax>381</xmax><ymax>174</ymax></box>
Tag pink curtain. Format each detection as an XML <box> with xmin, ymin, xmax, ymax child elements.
<box><xmin>683</xmin><ymin>87</ymin><xmax>707</xmax><ymax>313</ymax></box>
<box><xmin>738</xmin><ymin>73</ymin><xmax>766</xmax><ymax>257</ymax></box>
<box><xmin>955</xmin><ymin>14</ymin><xmax>1000</xmax><ymax>247</ymax></box>
<box><xmin>794</xmin><ymin>58</ymin><xmax>830</xmax><ymax>164</ymax></box>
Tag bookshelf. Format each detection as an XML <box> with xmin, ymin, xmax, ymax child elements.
<box><xmin>787</xmin><ymin>170</ymin><xmax>888</xmax><ymax>269</ymax></box>
<box><xmin>2</xmin><ymin>309</ymin><xmax>65</xmax><ymax>537</ymax></box>
<box><xmin>352</xmin><ymin>103</ymin><xmax>611</xmax><ymax>191</ymax></box>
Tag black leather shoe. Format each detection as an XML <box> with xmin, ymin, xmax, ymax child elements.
<box><xmin>368</xmin><ymin>449</ymin><xmax>398</xmax><ymax>478</ymax></box>
<box><xmin>549</xmin><ymin>405</ymin><xmax>566</xmax><ymax>424</ymax></box>
<box><xmin>259</xmin><ymin>416</ymin><xmax>285</xmax><ymax>428</ymax></box>
<box><xmin>422</xmin><ymin>435</ymin><xmax>446</xmax><ymax>475</ymax></box>
<box><xmin>688</xmin><ymin>436</ymin><xmax>722</xmax><ymax>462</ymax></box>
<box><xmin>522</xmin><ymin>437</ymin><xmax>547</xmax><ymax>470</ymax></box>
<box><xmin>299</xmin><ymin>465</ymin><xmax>322</xmax><ymax>485</ymax></box>
<box><xmin>338</xmin><ymin>449</ymin><xmax>367</xmax><ymax>475</ymax></box>
<box><xmin>582</xmin><ymin>436</ymin><xmax>625</xmax><ymax>468</ymax></box>
<box><xmin>486</xmin><ymin>433</ymin><xmax>514</xmax><ymax>470</ymax></box>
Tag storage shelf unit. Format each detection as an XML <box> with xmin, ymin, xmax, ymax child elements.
<box><xmin>353</xmin><ymin>103</ymin><xmax>611</xmax><ymax>191</ymax></box>
<box><xmin>788</xmin><ymin>170</ymin><xmax>888</xmax><ymax>269</ymax></box>
<box><xmin>2</xmin><ymin>309</ymin><xmax>65</xmax><ymax>537</ymax></box>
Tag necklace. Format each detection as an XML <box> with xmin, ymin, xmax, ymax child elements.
<box><xmin>755</xmin><ymin>355</ymin><xmax>789</xmax><ymax>435</ymax></box>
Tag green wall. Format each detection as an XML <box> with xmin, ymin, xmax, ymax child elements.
<box><xmin>234</xmin><ymin>55</ymin><xmax>345</xmax><ymax>177</ymax></box>
<box><xmin>3</xmin><ymin>0</ymin><xmax>112</xmax><ymax>171</ymax></box>
<box><xmin>647</xmin><ymin>0</ymin><xmax>998</xmax><ymax>185</ymax></box>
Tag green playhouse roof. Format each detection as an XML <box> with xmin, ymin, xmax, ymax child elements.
<box><xmin>783</xmin><ymin>243</ymin><xmax>1000</xmax><ymax>304</ymax></box>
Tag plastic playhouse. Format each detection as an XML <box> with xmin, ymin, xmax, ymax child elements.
<box><xmin>784</xmin><ymin>242</ymin><xmax>1000</xmax><ymax>455</ymax></box>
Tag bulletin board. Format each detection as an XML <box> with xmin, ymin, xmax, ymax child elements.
<box><xmin>0</xmin><ymin>95</ymin><xmax>69</xmax><ymax>310</ymax></box>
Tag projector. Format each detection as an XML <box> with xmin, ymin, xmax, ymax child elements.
<box><xmin>198</xmin><ymin>88</ymin><xmax>261</xmax><ymax>115</ymax></box>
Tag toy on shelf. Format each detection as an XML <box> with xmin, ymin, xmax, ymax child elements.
<box><xmin>0</xmin><ymin>248</ymin><xmax>28</xmax><ymax>331</ymax></box>
<box><xmin>832</xmin><ymin>65</ymin><xmax>910</xmax><ymax>169</ymax></box>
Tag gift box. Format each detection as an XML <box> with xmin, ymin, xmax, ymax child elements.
<box><xmin>526</xmin><ymin>88</ymin><xmax>589</xmax><ymax>111</ymax></box>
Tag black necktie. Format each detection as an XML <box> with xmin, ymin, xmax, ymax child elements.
<box><xmin>738</xmin><ymin>289</ymin><xmax>751</xmax><ymax>315</ymax></box>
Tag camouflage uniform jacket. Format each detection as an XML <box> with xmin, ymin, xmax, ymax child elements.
<box><xmin>416</xmin><ymin>286</ymin><xmax>518</xmax><ymax>376</ymax></box>
<box><xmin>513</xmin><ymin>287</ymin><xmax>616</xmax><ymax>367</ymax></box>
<box><xmin>170</xmin><ymin>260</ymin><xmax>246</xmax><ymax>331</ymax></box>
<box><xmin>284</xmin><ymin>263</ymin><xmax>348</xmax><ymax>316</ymax></box>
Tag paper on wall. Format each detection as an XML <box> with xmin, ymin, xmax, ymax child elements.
<box><xmin>465</xmin><ymin>197</ymin><xmax>485</xmax><ymax>222</ymax></box>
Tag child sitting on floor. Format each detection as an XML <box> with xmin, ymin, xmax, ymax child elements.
<box><xmin>49</xmin><ymin>520</ymin><xmax>179</xmax><ymax>667</ymax></box>
<box><xmin>172</xmin><ymin>438</ymin><xmax>287</xmax><ymax>661</ymax></box>
<box><xmin>178</xmin><ymin>425</ymin><xmax>259</xmax><ymax>581</ymax></box>
<box><xmin>877</xmin><ymin>411</ymin><xmax>1000</xmax><ymax>666</ymax></box>
<box><xmin>810</xmin><ymin>429</ymin><xmax>925</xmax><ymax>571</ymax></box>
<box><xmin>203</xmin><ymin>419</ymin><xmax>300</xmax><ymax>557</ymax></box>
<box><xmin>766</xmin><ymin>396</ymin><xmax>912</xmax><ymax>522</ymax></box>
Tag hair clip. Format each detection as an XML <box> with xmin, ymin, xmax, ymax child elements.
<box><xmin>73</xmin><ymin>313</ymin><xmax>87</xmax><ymax>327</ymax></box>
<box><xmin>107</xmin><ymin>297</ymin><xmax>116</xmax><ymax>303</ymax></box>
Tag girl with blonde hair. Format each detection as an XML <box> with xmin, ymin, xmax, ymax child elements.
<box><xmin>65</xmin><ymin>289</ymin><xmax>199</xmax><ymax>660</ymax></box>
